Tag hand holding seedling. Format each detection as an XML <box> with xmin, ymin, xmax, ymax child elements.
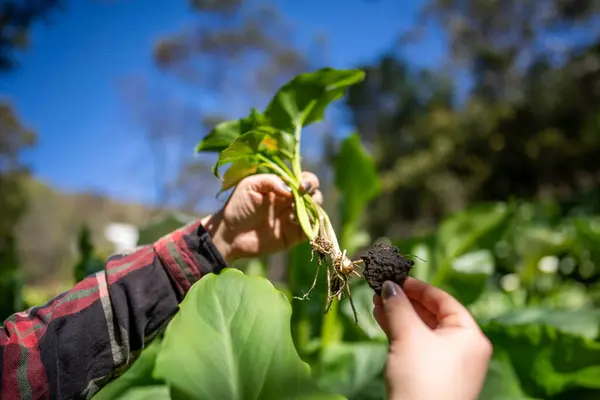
<box><xmin>373</xmin><ymin>279</ymin><xmax>492</xmax><ymax>400</ymax></box>
<box><xmin>197</xmin><ymin>68</ymin><xmax>371</xmax><ymax>323</ymax></box>
<box><xmin>201</xmin><ymin>172</ymin><xmax>322</xmax><ymax>263</ymax></box>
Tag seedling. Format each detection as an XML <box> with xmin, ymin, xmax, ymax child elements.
<box><xmin>196</xmin><ymin>67</ymin><xmax>412</xmax><ymax>324</ymax></box>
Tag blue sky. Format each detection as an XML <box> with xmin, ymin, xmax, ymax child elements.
<box><xmin>3</xmin><ymin>0</ymin><xmax>446</xmax><ymax>207</ymax></box>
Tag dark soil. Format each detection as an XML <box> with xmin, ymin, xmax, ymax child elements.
<box><xmin>361</xmin><ymin>243</ymin><xmax>414</xmax><ymax>295</ymax></box>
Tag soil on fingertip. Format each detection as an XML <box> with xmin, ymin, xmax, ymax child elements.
<box><xmin>361</xmin><ymin>243</ymin><xmax>414</xmax><ymax>295</ymax></box>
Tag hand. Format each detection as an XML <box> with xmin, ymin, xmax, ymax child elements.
<box><xmin>373</xmin><ymin>278</ymin><xmax>492</xmax><ymax>400</ymax></box>
<box><xmin>201</xmin><ymin>172</ymin><xmax>322</xmax><ymax>263</ymax></box>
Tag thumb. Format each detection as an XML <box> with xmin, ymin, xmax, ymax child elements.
<box><xmin>247</xmin><ymin>174</ymin><xmax>293</xmax><ymax>198</ymax></box>
<box><xmin>381</xmin><ymin>281</ymin><xmax>426</xmax><ymax>341</ymax></box>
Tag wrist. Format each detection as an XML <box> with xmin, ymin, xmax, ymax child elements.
<box><xmin>200</xmin><ymin>211</ymin><xmax>237</xmax><ymax>264</ymax></box>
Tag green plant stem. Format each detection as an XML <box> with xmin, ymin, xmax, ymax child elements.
<box><xmin>292</xmin><ymin>123</ymin><xmax>303</xmax><ymax>179</ymax></box>
<box><xmin>257</xmin><ymin>154</ymin><xmax>320</xmax><ymax>239</ymax></box>
<box><xmin>280</xmin><ymin>149</ymin><xmax>294</xmax><ymax>160</ymax></box>
<box><xmin>292</xmin><ymin>188</ymin><xmax>318</xmax><ymax>240</ymax></box>
<box><xmin>258</xmin><ymin>155</ymin><xmax>299</xmax><ymax>190</ymax></box>
<box><xmin>273</xmin><ymin>156</ymin><xmax>295</xmax><ymax>180</ymax></box>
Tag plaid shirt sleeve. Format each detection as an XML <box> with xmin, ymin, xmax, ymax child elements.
<box><xmin>0</xmin><ymin>220</ymin><xmax>228</xmax><ymax>400</ymax></box>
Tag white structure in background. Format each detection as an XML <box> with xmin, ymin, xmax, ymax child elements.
<box><xmin>104</xmin><ymin>223</ymin><xmax>139</xmax><ymax>254</ymax></box>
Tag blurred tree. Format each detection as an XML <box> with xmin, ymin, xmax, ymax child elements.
<box><xmin>120</xmin><ymin>0</ymin><xmax>328</xmax><ymax>214</ymax></box>
<box><xmin>0</xmin><ymin>101</ymin><xmax>35</xmax><ymax>317</ymax></box>
<box><xmin>73</xmin><ymin>223</ymin><xmax>104</xmax><ymax>283</ymax></box>
<box><xmin>0</xmin><ymin>0</ymin><xmax>63</xmax><ymax>71</ymax></box>
<box><xmin>0</xmin><ymin>233</ymin><xmax>24</xmax><ymax>320</ymax></box>
<box><xmin>345</xmin><ymin>0</ymin><xmax>600</xmax><ymax>239</ymax></box>
<box><xmin>421</xmin><ymin>0</ymin><xmax>600</xmax><ymax>102</ymax></box>
<box><xmin>344</xmin><ymin>55</ymin><xmax>460</xmax><ymax>238</ymax></box>
<box><xmin>153</xmin><ymin>0</ymin><xmax>316</xmax><ymax>104</ymax></box>
<box><xmin>0</xmin><ymin>101</ymin><xmax>36</xmax><ymax>240</ymax></box>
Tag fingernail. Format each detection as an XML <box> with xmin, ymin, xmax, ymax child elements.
<box><xmin>382</xmin><ymin>281</ymin><xmax>399</xmax><ymax>300</ymax></box>
<box><xmin>281</xmin><ymin>183</ymin><xmax>292</xmax><ymax>193</ymax></box>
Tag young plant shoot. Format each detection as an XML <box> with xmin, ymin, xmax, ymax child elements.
<box><xmin>196</xmin><ymin>68</ymin><xmax>412</xmax><ymax>324</ymax></box>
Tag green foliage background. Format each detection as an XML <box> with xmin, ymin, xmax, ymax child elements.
<box><xmin>90</xmin><ymin>129</ymin><xmax>600</xmax><ymax>399</ymax></box>
<box><xmin>3</xmin><ymin>1</ymin><xmax>600</xmax><ymax>399</ymax></box>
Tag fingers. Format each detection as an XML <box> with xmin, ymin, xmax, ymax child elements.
<box><xmin>402</xmin><ymin>278</ymin><xmax>479</xmax><ymax>330</ymax></box>
<box><xmin>373</xmin><ymin>292</ymin><xmax>438</xmax><ymax>334</ymax></box>
<box><xmin>300</xmin><ymin>171</ymin><xmax>323</xmax><ymax>205</ymax></box>
<box><xmin>378</xmin><ymin>281</ymin><xmax>427</xmax><ymax>342</ymax></box>
<box><xmin>373</xmin><ymin>296</ymin><xmax>389</xmax><ymax>336</ymax></box>
<box><xmin>412</xmin><ymin>301</ymin><xmax>438</xmax><ymax>329</ymax></box>
<box><xmin>300</xmin><ymin>171</ymin><xmax>319</xmax><ymax>194</ymax></box>
<box><xmin>246</xmin><ymin>174</ymin><xmax>293</xmax><ymax>198</ymax></box>
<box><xmin>311</xmin><ymin>190</ymin><xmax>323</xmax><ymax>205</ymax></box>
<box><xmin>245</xmin><ymin>171</ymin><xmax>321</xmax><ymax>203</ymax></box>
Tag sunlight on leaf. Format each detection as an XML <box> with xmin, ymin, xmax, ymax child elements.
<box><xmin>221</xmin><ymin>158</ymin><xmax>259</xmax><ymax>191</ymax></box>
<box><xmin>265</xmin><ymin>68</ymin><xmax>365</xmax><ymax>132</ymax></box>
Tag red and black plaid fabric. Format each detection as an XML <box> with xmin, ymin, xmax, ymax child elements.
<box><xmin>0</xmin><ymin>220</ymin><xmax>227</xmax><ymax>399</ymax></box>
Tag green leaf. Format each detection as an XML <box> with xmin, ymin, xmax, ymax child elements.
<box><xmin>265</xmin><ymin>68</ymin><xmax>365</xmax><ymax>132</ymax></box>
<box><xmin>196</xmin><ymin>108</ymin><xmax>271</xmax><ymax>153</ymax></box>
<box><xmin>491</xmin><ymin>308</ymin><xmax>600</xmax><ymax>340</ymax></box>
<box><xmin>110</xmin><ymin>386</ymin><xmax>170</xmax><ymax>400</ymax></box>
<box><xmin>221</xmin><ymin>157</ymin><xmax>260</xmax><ymax>191</ymax></box>
<box><xmin>438</xmin><ymin>202</ymin><xmax>509</xmax><ymax>260</ymax></box>
<box><xmin>441</xmin><ymin>249</ymin><xmax>494</xmax><ymax>306</ymax></box>
<box><xmin>93</xmin><ymin>340</ymin><xmax>165</xmax><ymax>400</ymax></box>
<box><xmin>153</xmin><ymin>268</ymin><xmax>344</xmax><ymax>400</ymax></box>
<box><xmin>479</xmin><ymin>349</ymin><xmax>538</xmax><ymax>400</ymax></box>
<box><xmin>332</xmin><ymin>133</ymin><xmax>380</xmax><ymax>251</ymax></box>
<box><xmin>339</xmin><ymin>283</ymin><xmax>386</xmax><ymax>341</ymax></box>
<box><xmin>482</xmin><ymin>321</ymin><xmax>600</xmax><ymax>398</ymax></box>
<box><xmin>316</xmin><ymin>342</ymin><xmax>388</xmax><ymax>400</ymax></box>
<box><xmin>393</xmin><ymin>235</ymin><xmax>437</xmax><ymax>283</ymax></box>
<box><xmin>213</xmin><ymin>129</ymin><xmax>295</xmax><ymax>181</ymax></box>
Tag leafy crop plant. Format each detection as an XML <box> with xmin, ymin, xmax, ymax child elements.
<box><xmin>196</xmin><ymin>68</ymin><xmax>412</xmax><ymax>323</ymax></box>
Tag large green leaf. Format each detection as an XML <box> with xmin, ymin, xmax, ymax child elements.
<box><xmin>265</xmin><ymin>68</ymin><xmax>365</xmax><ymax>132</ymax></box>
<box><xmin>214</xmin><ymin>130</ymin><xmax>295</xmax><ymax>175</ymax></box>
<box><xmin>221</xmin><ymin>157</ymin><xmax>261</xmax><ymax>191</ymax></box>
<box><xmin>482</xmin><ymin>321</ymin><xmax>600</xmax><ymax>398</ymax></box>
<box><xmin>196</xmin><ymin>109</ymin><xmax>271</xmax><ymax>153</ymax></box>
<box><xmin>153</xmin><ymin>268</ymin><xmax>343</xmax><ymax>400</ymax></box>
<box><xmin>332</xmin><ymin>133</ymin><xmax>381</xmax><ymax>251</ymax></box>
<box><xmin>107</xmin><ymin>386</ymin><xmax>170</xmax><ymax>400</ymax></box>
<box><xmin>316</xmin><ymin>342</ymin><xmax>388</xmax><ymax>400</ymax></box>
